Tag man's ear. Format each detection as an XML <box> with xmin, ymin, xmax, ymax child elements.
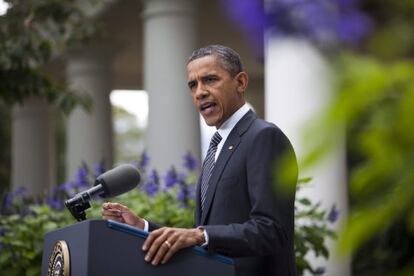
<box><xmin>235</xmin><ymin>71</ymin><xmax>248</xmax><ymax>93</ymax></box>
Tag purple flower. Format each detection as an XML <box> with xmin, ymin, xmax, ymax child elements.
<box><xmin>4</xmin><ymin>192</ymin><xmax>13</xmax><ymax>209</ymax></box>
<box><xmin>46</xmin><ymin>197</ymin><xmax>64</xmax><ymax>211</ymax></box>
<box><xmin>142</xmin><ymin>170</ymin><xmax>160</xmax><ymax>196</ymax></box>
<box><xmin>59</xmin><ymin>182</ymin><xmax>73</xmax><ymax>191</ymax></box>
<box><xmin>220</xmin><ymin>0</ymin><xmax>372</xmax><ymax>50</ymax></box>
<box><xmin>336</xmin><ymin>11</ymin><xmax>373</xmax><ymax>46</ymax></box>
<box><xmin>177</xmin><ymin>185</ymin><xmax>189</xmax><ymax>207</ymax></box>
<box><xmin>59</xmin><ymin>182</ymin><xmax>76</xmax><ymax>197</ymax></box>
<box><xmin>220</xmin><ymin>0</ymin><xmax>269</xmax><ymax>55</ymax></box>
<box><xmin>337</xmin><ymin>0</ymin><xmax>356</xmax><ymax>8</ymax></box>
<box><xmin>14</xmin><ymin>186</ymin><xmax>27</xmax><ymax>198</ymax></box>
<box><xmin>187</xmin><ymin>185</ymin><xmax>196</xmax><ymax>201</ymax></box>
<box><xmin>137</xmin><ymin>151</ymin><xmax>150</xmax><ymax>171</ymax></box>
<box><xmin>328</xmin><ymin>204</ymin><xmax>340</xmax><ymax>223</ymax></box>
<box><xmin>74</xmin><ymin>165</ymin><xmax>89</xmax><ymax>188</ymax></box>
<box><xmin>315</xmin><ymin>266</ymin><xmax>326</xmax><ymax>275</ymax></box>
<box><xmin>182</xmin><ymin>152</ymin><xmax>198</xmax><ymax>171</ymax></box>
<box><xmin>50</xmin><ymin>186</ymin><xmax>59</xmax><ymax>195</ymax></box>
<box><xmin>148</xmin><ymin>169</ymin><xmax>159</xmax><ymax>184</ymax></box>
<box><xmin>92</xmin><ymin>162</ymin><xmax>106</xmax><ymax>178</ymax></box>
<box><xmin>177</xmin><ymin>187</ymin><xmax>186</xmax><ymax>203</ymax></box>
<box><xmin>164</xmin><ymin>167</ymin><xmax>179</xmax><ymax>189</ymax></box>
<box><xmin>177</xmin><ymin>173</ymin><xmax>196</xmax><ymax>206</ymax></box>
<box><xmin>144</xmin><ymin>182</ymin><xmax>158</xmax><ymax>197</ymax></box>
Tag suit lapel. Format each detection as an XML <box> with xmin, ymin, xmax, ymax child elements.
<box><xmin>200</xmin><ymin>110</ymin><xmax>256</xmax><ymax>225</ymax></box>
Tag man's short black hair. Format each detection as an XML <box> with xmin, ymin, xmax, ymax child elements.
<box><xmin>187</xmin><ymin>45</ymin><xmax>243</xmax><ymax>76</ymax></box>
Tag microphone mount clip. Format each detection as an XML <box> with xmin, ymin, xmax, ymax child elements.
<box><xmin>65</xmin><ymin>197</ymin><xmax>91</xmax><ymax>221</ymax></box>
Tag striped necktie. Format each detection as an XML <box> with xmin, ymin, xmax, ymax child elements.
<box><xmin>200</xmin><ymin>131</ymin><xmax>222</xmax><ymax>213</ymax></box>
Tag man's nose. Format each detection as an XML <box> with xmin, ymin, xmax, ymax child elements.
<box><xmin>195</xmin><ymin>85</ymin><xmax>208</xmax><ymax>100</ymax></box>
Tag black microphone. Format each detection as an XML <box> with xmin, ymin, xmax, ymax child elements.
<box><xmin>65</xmin><ymin>164</ymin><xmax>140</xmax><ymax>221</ymax></box>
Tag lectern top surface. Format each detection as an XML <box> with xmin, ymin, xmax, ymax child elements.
<box><xmin>106</xmin><ymin>219</ymin><xmax>235</xmax><ymax>265</ymax></box>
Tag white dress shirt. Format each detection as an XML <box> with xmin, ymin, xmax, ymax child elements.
<box><xmin>215</xmin><ymin>103</ymin><xmax>251</xmax><ymax>161</ymax></box>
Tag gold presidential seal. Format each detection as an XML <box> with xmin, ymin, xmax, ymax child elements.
<box><xmin>47</xmin><ymin>240</ymin><xmax>70</xmax><ymax>276</ymax></box>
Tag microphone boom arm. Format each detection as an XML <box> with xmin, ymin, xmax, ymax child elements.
<box><xmin>65</xmin><ymin>185</ymin><xmax>104</xmax><ymax>221</ymax></box>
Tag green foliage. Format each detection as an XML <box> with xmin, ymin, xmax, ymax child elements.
<box><xmin>363</xmin><ymin>0</ymin><xmax>414</xmax><ymax>59</ymax></box>
<box><xmin>294</xmin><ymin>178</ymin><xmax>337</xmax><ymax>275</ymax></box>
<box><xmin>352</xmin><ymin>220</ymin><xmax>414</xmax><ymax>275</ymax></box>
<box><xmin>338</xmin><ymin>54</ymin><xmax>414</xmax><ymax>274</ymax></box>
<box><xmin>303</xmin><ymin>1</ymin><xmax>414</xmax><ymax>274</ymax></box>
<box><xmin>334</xmin><ymin>54</ymin><xmax>414</xmax><ymax>248</ymax></box>
<box><xmin>0</xmin><ymin>205</ymin><xmax>73</xmax><ymax>276</ymax></box>
<box><xmin>0</xmin><ymin>0</ymin><xmax>101</xmax><ymax>113</ymax></box>
<box><xmin>302</xmin><ymin>52</ymin><xmax>414</xmax><ymax>274</ymax></box>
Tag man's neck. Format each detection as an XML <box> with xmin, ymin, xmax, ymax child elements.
<box><xmin>217</xmin><ymin>103</ymin><xmax>250</xmax><ymax>131</ymax></box>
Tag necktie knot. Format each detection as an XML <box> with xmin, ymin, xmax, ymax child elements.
<box><xmin>210</xmin><ymin>132</ymin><xmax>222</xmax><ymax>147</ymax></box>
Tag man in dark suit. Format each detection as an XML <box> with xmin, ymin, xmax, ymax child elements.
<box><xmin>102</xmin><ymin>45</ymin><xmax>297</xmax><ymax>275</ymax></box>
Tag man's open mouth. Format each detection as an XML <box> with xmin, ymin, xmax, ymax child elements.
<box><xmin>200</xmin><ymin>102</ymin><xmax>216</xmax><ymax>111</ymax></box>
<box><xmin>199</xmin><ymin>102</ymin><xmax>217</xmax><ymax>116</ymax></box>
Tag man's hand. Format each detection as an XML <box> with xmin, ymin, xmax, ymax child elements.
<box><xmin>142</xmin><ymin>227</ymin><xmax>205</xmax><ymax>265</ymax></box>
<box><xmin>101</xmin><ymin>202</ymin><xmax>145</xmax><ymax>230</ymax></box>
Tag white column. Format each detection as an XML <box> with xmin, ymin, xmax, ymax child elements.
<box><xmin>142</xmin><ymin>0</ymin><xmax>200</xmax><ymax>172</ymax></box>
<box><xmin>11</xmin><ymin>97</ymin><xmax>55</xmax><ymax>196</ymax></box>
<box><xmin>265</xmin><ymin>38</ymin><xmax>350</xmax><ymax>276</ymax></box>
<box><xmin>66</xmin><ymin>48</ymin><xmax>114</xmax><ymax>180</ymax></box>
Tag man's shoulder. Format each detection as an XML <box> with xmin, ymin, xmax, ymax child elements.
<box><xmin>248</xmin><ymin>117</ymin><xmax>284</xmax><ymax>136</ymax></box>
<box><xmin>236</xmin><ymin>111</ymin><xmax>288</xmax><ymax>141</ymax></box>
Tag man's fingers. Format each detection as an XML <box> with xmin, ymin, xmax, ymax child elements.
<box><xmin>144</xmin><ymin>228</ymin><xmax>175</xmax><ymax>265</ymax></box>
<box><xmin>103</xmin><ymin>202</ymin><xmax>129</xmax><ymax>212</ymax></box>
<box><xmin>142</xmin><ymin>228</ymin><xmax>201</xmax><ymax>265</ymax></box>
<box><xmin>102</xmin><ymin>209</ymin><xmax>122</xmax><ymax>218</ymax></box>
<box><xmin>161</xmin><ymin>240</ymin><xmax>180</xmax><ymax>264</ymax></box>
<box><xmin>102</xmin><ymin>208</ymin><xmax>121</xmax><ymax>215</ymax></box>
<box><xmin>143</xmin><ymin>228</ymin><xmax>164</xmax><ymax>251</ymax></box>
<box><xmin>149</xmin><ymin>239</ymin><xmax>171</xmax><ymax>265</ymax></box>
<box><xmin>102</xmin><ymin>205</ymin><xmax>128</xmax><ymax>224</ymax></box>
<box><xmin>152</xmin><ymin>232</ymin><xmax>181</xmax><ymax>265</ymax></box>
<box><xmin>144</xmin><ymin>229</ymin><xmax>169</xmax><ymax>261</ymax></box>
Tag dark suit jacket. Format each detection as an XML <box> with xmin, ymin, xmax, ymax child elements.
<box><xmin>197</xmin><ymin>110</ymin><xmax>297</xmax><ymax>276</ymax></box>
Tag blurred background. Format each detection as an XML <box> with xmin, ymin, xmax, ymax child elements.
<box><xmin>0</xmin><ymin>0</ymin><xmax>413</xmax><ymax>275</ymax></box>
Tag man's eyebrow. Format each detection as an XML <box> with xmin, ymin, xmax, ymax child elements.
<box><xmin>202</xmin><ymin>73</ymin><xmax>218</xmax><ymax>79</ymax></box>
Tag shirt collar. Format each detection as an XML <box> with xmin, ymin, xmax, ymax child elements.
<box><xmin>217</xmin><ymin>103</ymin><xmax>250</xmax><ymax>140</ymax></box>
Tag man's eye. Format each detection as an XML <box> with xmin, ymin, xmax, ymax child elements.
<box><xmin>206</xmin><ymin>77</ymin><xmax>217</xmax><ymax>83</ymax></box>
<box><xmin>188</xmin><ymin>82</ymin><xmax>196</xmax><ymax>90</ymax></box>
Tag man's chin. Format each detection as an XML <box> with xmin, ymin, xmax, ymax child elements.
<box><xmin>202</xmin><ymin>117</ymin><xmax>218</xmax><ymax>128</ymax></box>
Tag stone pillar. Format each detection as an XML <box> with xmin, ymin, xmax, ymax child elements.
<box><xmin>11</xmin><ymin>97</ymin><xmax>55</xmax><ymax>196</ymax></box>
<box><xmin>142</xmin><ymin>0</ymin><xmax>200</xmax><ymax>173</ymax></box>
<box><xmin>66</xmin><ymin>48</ymin><xmax>114</xmax><ymax>180</ymax></box>
<box><xmin>265</xmin><ymin>38</ymin><xmax>350</xmax><ymax>276</ymax></box>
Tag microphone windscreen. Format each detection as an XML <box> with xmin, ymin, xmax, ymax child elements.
<box><xmin>96</xmin><ymin>164</ymin><xmax>140</xmax><ymax>197</ymax></box>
